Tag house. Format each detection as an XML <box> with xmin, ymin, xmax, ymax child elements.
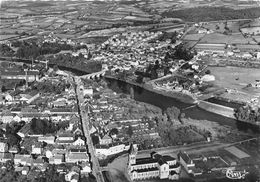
<box><xmin>13</xmin><ymin>115</ymin><xmax>21</xmax><ymax>122</ymax></box>
<box><xmin>17</xmin><ymin>123</ymin><xmax>31</xmax><ymax>138</ymax></box>
<box><xmin>128</xmin><ymin>145</ymin><xmax>181</xmax><ymax>181</ymax></box>
<box><xmin>53</xmin><ymin>99</ymin><xmax>67</xmax><ymax>108</ymax></box>
<box><xmin>72</xmin><ymin>137</ymin><xmax>85</xmax><ymax>146</ymax></box>
<box><xmin>79</xmin><ymin>162</ymin><xmax>91</xmax><ymax>174</ymax></box>
<box><xmin>178</xmin><ymin>151</ymin><xmax>195</xmax><ymax>174</ymax></box>
<box><xmin>38</xmin><ymin>136</ymin><xmax>55</xmax><ymax>144</ymax></box>
<box><xmin>72</xmin><ymin>123</ymin><xmax>83</xmax><ymax>135</ymax></box>
<box><xmin>32</xmin><ymin>143</ymin><xmax>43</xmax><ymax>155</ymax></box>
<box><xmin>0</xmin><ymin>152</ymin><xmax>12</xmax><ymax>163</ymax></box>
<box><xmin>4</xmin><ymin>93</ymin><xmax>13</xmax><ymax>102</ymax></box>
<box><xmin>66</xmin><ymin>149</ymin><xmax>89</xmax><ymax>163</ymax></box>
<box><xmin>19</xmin><ymin>92</ymin><xmax>40</xmax><ymax>104</ymax></box>
<box><xmin>22</xmin><ymin>166</ymin><xmax>30</xmax><ymax>175</ymax></box>
<box><xmin>15</xmin><ymin>166</ymin><xmax>23</xmax><ymax>173</ymax></box>
<box><xmin>65</xmin><ymin>171</ymin><xmax>79</xmax><ymax>182</ymax></box>
<box><xmin>9</xmin><ymin>145</ymin><xmax>19</xmax><ymax>153</ymax></box>
<box><xmin>56</xmin><ymin>133</ymin><xmax>74</xmax><ymax>145</ymax></box>
<box><xmin>99</xmin><ymin>134</ymin><xmax>112</xmax><ymax>145</ymax></box>
<box><xmin>49</xmin><ymin>154</ymin><xmax>64</xmax><ymax>165</ymax></box>
<box><xmin>20</xmin><ymin>157</ymin><xmax>33</xmax><ymax>166</ymax></box>
<box><xmin>32</xmin><ymin>157</ymin><xmax>45</xmax><ymax>167</ymax></box>
<box><xmin>0</xmin><ymin>141</ymin><xmax>8</xmax><ymax>152</ymax></box>
<box><xmin>95</xmin><ymin>143</ymin><xmax>135</xmax><ymax>157</ymax></box>
<box><xmin>14</xmin><ymin>154</ymin><xmax>30</xmax><ymax>166</ymax></box>
<box><xmin>83</xmin><ymin>88</ymin><xmax>93</xmax><ymax>98</ymax></box>
<box><xmin>1</xmin><ymin>112</ymin><xmax>14</xmax><ymax>123</ymax></box>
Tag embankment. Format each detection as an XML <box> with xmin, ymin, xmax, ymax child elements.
<box><xmin>197</xmin><ymin>100</ymin><xmax>236</xmax><ymax>119</ymax></box>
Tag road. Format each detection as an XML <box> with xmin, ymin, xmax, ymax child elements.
<box><xmin>137</xmin><ymin>137</ymin><xmax>260</xmax><ymax>158</ymax></box>
<box><xmin>74</xmin><ymin>76</ymin><xmax>105</xmax><ymax>182</ymax></box>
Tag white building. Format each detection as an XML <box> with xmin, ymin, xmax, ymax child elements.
<box><xmin>128</xmin><ymin>145</ymin><xmax>181</xmax><ymax>181</ymax></box>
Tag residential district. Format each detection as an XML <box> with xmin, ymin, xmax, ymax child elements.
<box><xmin>0</xmin><ymin>0</ymin><xmax>260</xmax><ymax>182</ymax></box>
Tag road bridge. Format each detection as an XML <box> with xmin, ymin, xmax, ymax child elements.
<box><xmin>79</xmin><ymin>69</ymin><xmax>107</xmax><ymax>80</ymax></box>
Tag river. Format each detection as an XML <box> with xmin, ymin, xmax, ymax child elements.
<box><xmin>105</xmin><ymin>78</ymin><xmax>259</xmax><ymax>133</ymax></box>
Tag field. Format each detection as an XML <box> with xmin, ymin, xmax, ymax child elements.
<box><xmin>241</xmin><ymin>27</ymin><xmax>260</xmax><ymax>35</ymax></box>
<box><xmin>201</xmin><ymin>21</ymin><xmax>245</xmax><ymax>33</ymax></box>
<box><xmin>209</xmin><ymin>66</ymin><xmax>260</xmax><ymax>96</ymax></box>
<box><xmin>253</xmin><ymin>35</ymin><xmax>260</xmax><ymax>43</ymax></box>
<box><xmin>0</xmin><ymin>34</ymin><xmax>19</xmax><ymax>41</ymax></box>
<box><xmin>183</xmin><ymin>33</ymin><xmax>205</xmax><ymax>41</ymax></box>
<box><xmin>199</xmin><ymin>32</ymin><xmax>254</xmax><ymax>44</ymax></box>
<box><xmin>224</xmin><ymin>146</ymin><xmax>250</xmax><ymax>159</ymax></box>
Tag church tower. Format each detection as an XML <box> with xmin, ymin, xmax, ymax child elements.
<box><xmin>128</xmin><ymin>143</ymin><xmax>137</xmax><ymax>166</ymax></box>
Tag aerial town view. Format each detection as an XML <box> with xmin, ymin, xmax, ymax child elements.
<box><xmin>0</xmin><ymin>0</ymin><xmax>260</xmax><ymax>182</ymax></box>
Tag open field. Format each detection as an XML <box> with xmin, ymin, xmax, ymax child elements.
<box><xmin>0</xmin><ymin>34</ymin><xmax>19</xmax><ymax>40</ymax></box>
<box><xmin>225</xmin><ymin>146</ymin><xmax>250</xmax><ymax>159</ymax></box>
<box><xmin>209</xmin><ymin>66</ymin><xmax>260</xmax><ymax>96</ymax></box>
<box><xmin>253</xmin><ymin>35</ymin><xmax>260</xmax><ymax>43</ymax></box>
<box><xmin>199</xmin><ymin>32</ymin><xmax>254</xmax><ymax>44</ymax></box>
<box><xmin>183</xmin><ymin>33</ymin><xmax>205</xmax><ymax>41</ymax></box>
<box><xmin>241</xmin><ymin>27</ymin><xmax>260</xmax><ymax>35</ymax></box>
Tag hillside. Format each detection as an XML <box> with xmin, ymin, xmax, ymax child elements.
<box><xmin>162</xmin><ymin>7</ymin><xmax>260</xmax><ymax>22</ymax></box>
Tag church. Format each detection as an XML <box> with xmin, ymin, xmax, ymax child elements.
<box><xmin>127</xmin><ymin>144</ymin><xmax>181</xmax><ymax>181</ymax></box>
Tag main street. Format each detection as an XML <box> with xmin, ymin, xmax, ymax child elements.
<box><xmin>74</xmin><ymin>76</ymin><xmax>105</xmax><ymax>182</ymax></box>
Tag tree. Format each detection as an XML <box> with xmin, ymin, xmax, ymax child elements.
<box><xmin>6</xmin><ymin>134</ymin><xmax>20</xmax><ymax>147</ymax></box>
<box><xmin>136</xmin><ymin>75</ymin><xmax>143</xmax><ymax>83</ymax></box>
<box><xmin>30</xmin><ymin>118</ymin><xmax>56</xmax><ymax>134</ymax></box>
<box><xmin>109</xmin><ymin>128</ymin><xmax>119</xmax><ymax>136</ymax></box>
<box><xmin>205</xmin><ymin>70</ymin><xmax>211</xmax><ymax>74</ymax></box>
<box><xmin>166</xmin><ymin>106</ymin><xmax>181</xmax><ymax>124</ymax></box>
<box><xmin>91</xmin><ymin>135</ymin><xmax>99</xmax><ymax>145</ymax></box>
<box><xmin>127</xmin><ymin>125</ymin><xmax>133</xmax><ymax>137</ymax></box>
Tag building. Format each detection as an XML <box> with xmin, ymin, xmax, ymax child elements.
<box><xmin>0</xmin><ymin>141</ymin><xmax>8</xmax><ymax>153</ymax></box>
<box><xmin>56</xmin><ymin>133</ymin><xmax>74</xmax><ymax>145</ymax></box>
<box><xmin>72</xmin><ymin>137</ymin><xmax>85</xmax><ymax>146</ymax></box>
<box><xmin>0</xmin><ymin>153</ymin><xmax>13</xmax><ymax>163</ymax></box>
<box><xmin>14</xmin><ymin>154</ymin><xmax>30</xmax><ymax>166</ymax></box>
<box><xmin>66</xmin><ymin>149</ymin><xmax>89</xmax><ymax>163</ymax></box>
<box><xmin>0</xmin><ymin>70</ymin><xmax>40</xmax><ymax>82</ymax></box>
<box><xmin>178</xmin><ymin>151</ymin><xmax>195</xmax><ymax>174</ymax></box>
<box><xmin>99</xmin><ymin>134</ymin><xmax>112</xmax><ymax>145</ymax></box>
<box><xmin>31</xmin><ymin>143</ymin><xmax>43</xmax><ymax>155</ymax></box>
<box><xmin>38</xmin><ymin>136</ymin><xmax>55</xmax><ymax>144</ymax></box>
<box><xmin>128</xmin><ymin>145</ymin><xmax>181</xmax><ymax>180</ymax></box>
<box><xmin>95</xmin><ymin>142</ymin><xmax>135</xmax><ymax>157</ymax></box>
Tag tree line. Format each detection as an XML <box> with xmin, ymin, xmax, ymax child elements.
<box><xmin>234</xmin><ymin>106</ymin><xmax>260</xmax><ymax>124</ymax></box>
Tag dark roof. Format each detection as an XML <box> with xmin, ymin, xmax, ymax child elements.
<box><xmin>169</xmin><ymin>162</ymin><xmax>180</xmax><ymax>169</ymax></box>
<box><xmin>70</xmin><ymin>148</ymin><xmax>87</xmax><ymax>153</ymax></box>
<box><xmin>132</xmin><ymin>167</ymin><xmax>159</xmax><ymax>173</ymax></box>
<box><xmin>134</xmin><ymin>158</ymin><xmax>158</xmax><ymax>165</ymax></box>
<box><xmin>158</xmin><ymin>158</ymin><xmax>167</xmax><ymax>166</ymax></box>
<box><xmin>162</xmin><ymin>155</ymin><xmax>175</xmax><ymax>161</ymax></box>
<box><xmin>179</xmin><ymin>152</ymin><xmax>192</xmax><ymax>164</ymax></box>
<box><xmin>170</xmin><ymin>170</ymin><xmax>177</xmax><ymax>175</ymax></box>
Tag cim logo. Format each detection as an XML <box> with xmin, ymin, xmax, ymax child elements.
<box><xmin>225</xmin><ymin>168</ymin><xmax>249</xmax><ymax>180</ymax></box>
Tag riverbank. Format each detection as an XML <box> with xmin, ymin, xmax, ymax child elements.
<box><xmin>105</xmin><ymin>75</ymin><xmax>197</xmax><ymax>104</ymax></box>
